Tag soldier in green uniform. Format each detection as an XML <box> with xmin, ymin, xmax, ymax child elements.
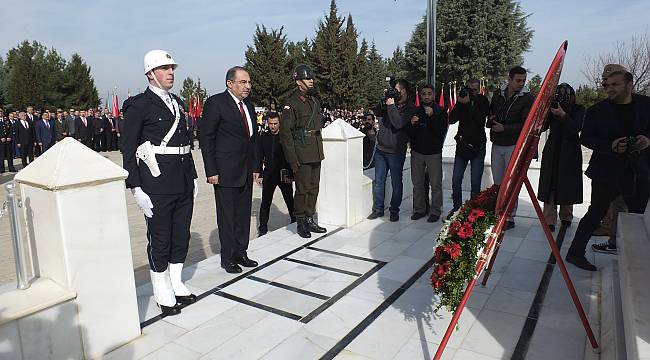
<box><xmin>280</xmin><ymin>64</ymin><xmax>327</xmax><ymax>238</ymax></box>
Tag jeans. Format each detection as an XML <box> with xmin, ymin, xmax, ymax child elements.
<box><xmin>451</xmin><ymin>147</ymin><xmax>486</xmax><ymax>209</ymax></box>
<box><xmin>372</xmin><ymin>149</ymin><xmax>406</xmax><ymax>214</ymax></box>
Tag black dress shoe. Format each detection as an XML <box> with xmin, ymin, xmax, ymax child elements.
<box><xmin>221</xmin><ymin>261</ymin><xmax>243</xmax><ymax>273</ymax></box>
<box><xmin>427</xmin><ymin>214</ymin><xmax>440</xmax><ymax>223</ymax></box>
<box><xmin>297</xmin><ymin>218</ymin><xmax>312</xmax><ymax>238</ymax></box>
<box><xmin>446</xmin><ymin>208</ymin><xmax>459</xmax><ymax>220</ymax></box>
<box><xmin>175</xmin><ymin>294</ymin><xmax>197</xmax><ymax>306</ymax></box>
<box><xmin>290</xmin><ymin>216</ymin><xmax>296</xmax><ymax>223</ymax></box>
<box><xmin>389</xmin><ymin>213</ymin><xmax>399</xmax><ymax>222</ymax></box>
<box><xmin>367</xmin><ymin>211</ymin><xmax>384</xmax><ymax>220</ymax></box>
<box><xmin>505</xmin><ymin>221</ymin><xmax>515</xmax><ymax>230</ymax></box>
<box><xmin>561</xmin><ymin>220</ymin><xmax>572</xmax><ymax>228</ymax></box>
<box><xmin>258</xmin><ymin>226</ymin><xmax>268</xmax><ymax>236</ymax></box>
<box><xmin>565</xmin><ymin>253</ymin><xmax>597</xmax><ymax>271</ymax></box>
<box><xmin>548</xmin><ymin>224</ymin><xmax>556</xmax><ymax>232</ymax></box>
<box><xmin>306</xmin><ymin>216</ymin><xmax>327</xmax><ymax>233</ymax></box>
<box><xmin>159</xmin><ymin>304</ymin><xmax>181</xmax><ymax>317</ymax></box>
<box><xmin>411</xmin><ymin>212</ymin><xmax>426</xmax><ymax>220</ymax></box>
<box><xmin>234</xmin><ymin>256</ymin><xmax>258</xmax><ymax>267</ymax></box>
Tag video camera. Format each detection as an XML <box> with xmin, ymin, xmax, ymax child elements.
<box><xmin>384</xmin><ymin>77</ymin><xmax>401</xmax><ymax>102</ymax></box>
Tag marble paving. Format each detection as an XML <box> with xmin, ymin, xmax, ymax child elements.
<box><xmin>103</xmin><ymin>188</ymin><xmax>609</xmax><ymax>360</ymax></box>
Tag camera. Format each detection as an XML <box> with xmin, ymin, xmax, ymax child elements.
<box><xmin>551</xmin><ymin>89</ymin><xmax>571</xmax><ymax>109</ymax></box>
<box><xmin>384</xmin><ymin>77</ymin><xmax>401</xmax><ymax>102</ymax></box>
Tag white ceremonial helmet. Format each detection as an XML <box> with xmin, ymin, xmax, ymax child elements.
<box><xmin>143</xmin><ymin>49</ymin><xmax>178</xmax><ymax>74</ymax></box>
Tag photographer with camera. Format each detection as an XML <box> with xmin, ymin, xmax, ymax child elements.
<box><xmin>447</xmin><ymin>79</ymin><xmax>490</xmax><ymax>219</ymax></box>
<box><xmin>361</xmin><ymin>113</ymin><xmax>377</xmax><ymax>169</ymax></box>
<box><xmin>537</xmin><ymin>83</ymin><xmax>584</xmax><ymax>233</ymax></box>
<box><xmin>367</xmin><ymin>78</ymin><xmax>416</xmax><ymax>222</ymax></box>
<box><xmin>565</xmin><ymin>65</ymin><xmax>650</xmax><ymax>271</ymax></box>
<box><xmin>487</xmin><ymin>66</ymin><xmax>534</xmax><ymax>230</ymax></box>
<box><xmin>409</xmin><ymin>84</ymin><xmax>448</xmax><ymax>222</ymax></box>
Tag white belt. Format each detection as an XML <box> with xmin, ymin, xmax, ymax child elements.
<box><xmin>152</xmin><ymin>145</ymin><xmax>191</xmax><ymax>155</ymax></box>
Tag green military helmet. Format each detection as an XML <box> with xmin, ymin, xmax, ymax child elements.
<box><xmin>293</xmin><ymin>64</ymin><xmax>315</xmax><ymax>80</ymax></box>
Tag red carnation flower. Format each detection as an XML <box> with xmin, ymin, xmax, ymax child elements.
<box><xmin>457</xmin><ymin>222</ymin><xmax>474</xmax><ymax>239</ymax></box>
<box><xmin>449</xmin><ymin>221</ymin><xmax>461</xmax><ymax>235</ymax></box>
<box><xmin>468</xmin><ymin>208</ymin><xmax>486</xmax><ymax>223</ymax></box>
<box><xmin>444</xmin><ymin>243</ymin><xmax>462</xmax><ymax>259</ymax></box>
<box><xmin>435</xmin><ymin>264</ymin><xmax>446</xmax><ymax>277</ymax></box>
<box><xmin>435</xmin><ymin>246</ymin><xmax>445</xmax><ymax>262</ymax></box>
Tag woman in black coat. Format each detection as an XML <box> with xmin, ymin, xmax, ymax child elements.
<box><xmin>538</xmin><ymin>83</ymin><xmax>585</xmax><ymax>231</ymax></box>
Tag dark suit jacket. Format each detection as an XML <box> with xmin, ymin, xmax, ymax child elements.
<box><xmin>75</xmin><ymin>117</ymin><xmax>93</xmax><ymax>142</ymax></box>
<box><xmin>256</xmin><ymin>131</ymin><xmax>290</xmax><ymax>178</ymax></box>
<box><xmin>34</xmin><ymin>119</ymin><xmax>56</xmax><ymax>149</ymax></box>
<box><xmin>54</xmin><ymin>118</ymin><xmax>69</xmax><ymax>141</ymax></box>
<box><xmin>581</xmin><ymin>94</ymin><xmax>650</xmax><ymax>181</ymax></box>
<box><xmin>199</xmin><ymin>91</ymin><xmax>258</xmax><ymax>187</ymax></box>
<box><xmin>16</xmin><ymin>119</ymin><xmax>35</xmax><ymax>146</ymax></box>
<box><xmin>91</xmin><ymin>116</ymin><xmax>104</xmax><ymax>135</ymax></box>
<box><xmin>121</xmin><ymin>88</ymin><xmax>197</xmax><ymax>194</ymax></box>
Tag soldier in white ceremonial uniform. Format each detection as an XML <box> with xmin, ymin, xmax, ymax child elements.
<box><xmin>121</xmin><ymin>50</ymin><xmax>198</xmax><ymax>317</ymax></box>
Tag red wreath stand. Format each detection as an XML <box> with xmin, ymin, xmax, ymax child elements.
<box><xmin>433</xmin><ymin>41</ymin><xmax>600</xmax><ymax>359</ymax></box>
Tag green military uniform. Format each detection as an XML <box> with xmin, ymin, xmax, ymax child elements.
<box><xmin>279</xmin><ymin>88</ymin><xmax>324</xmax><ymax>219</ymax></box>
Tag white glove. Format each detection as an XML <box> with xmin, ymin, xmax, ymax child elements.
<box><xmin>131</xmin><ymin>187</ymin><xmax>153</xmax><ymax>218</ymax></box>
<box><xmin>193</xmin><ymin>178</ymin><xmax>198</xmax><ymax>200</ymax></box>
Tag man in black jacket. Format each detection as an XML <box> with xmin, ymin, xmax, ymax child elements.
<box><xmin>409</xmin><ymin>84</ymin><xmax>448</xmax><ymax>222</ymax></box>
<box><xmin>256</xmin><ymin>112</ymin><xmax>295</xmax><ymax>235</ymax></box>
<box><xmin>448</xmin><ymin>79</ymin><xmax>490</xmax><ymax>219</ymax></box>
<box><xmin>488</xmin><ymin>66</ymin><xmax>534</xmax><ymax>229</ymax></box>
<box><xmin>566</xmin><ymin>65</ymin><xmax>650</xmax><ymax>271</ymax></box>
<box><xmin>91</xmin><ymin>109</ymin><xmax>105</xmax><ymax>151</ymax></box>
<box><xmin>200</xmin><ymin>66</ymin><xmax>259</xmax><ymax>274</ymax></box>
<box><xmin>16</xmin><ymin>112</ymin><xmax>35</xmax><ymax>167</ymax></box>
<box><xmin>75</xmin><ymin>110</ymin><xmax>93</xmax><ymax>148</ymax></box>
<box><xmin>367</xmin><ymin>79</ymin><xmax>416</xmax><ymax>222</ymax></box>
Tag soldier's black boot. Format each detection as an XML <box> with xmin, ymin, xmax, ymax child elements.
<box><xmin>306</xmin><ymin>216</ymin><xmax>327</xmax><ymax>233</ymax></box>
<box><xmin>297</xmin><ymin>217</ymin><xmax>312</xmax><ymax>238</ymax></box>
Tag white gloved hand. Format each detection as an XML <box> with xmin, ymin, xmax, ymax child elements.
<box><xmin>193</xmin><ymin>178</ymin><xmax>198</xmax><ymax>200</ymax></box>
<box><xmin>131</xmin><ymin>187</ymin><xmax>154</xmax><ymax>218</ymax></box>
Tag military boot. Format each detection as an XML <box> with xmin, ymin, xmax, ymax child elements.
<box><xmin>306</xmin><ymin>216</ymin><xmax>327</xmax><ymax>233</ymax></box>
<box><xmin>297</xmin><ymin>217</ymin><xmax>312</xmax><ymax>238</ymax></box>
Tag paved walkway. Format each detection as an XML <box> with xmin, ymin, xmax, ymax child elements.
<box><xmin>102</xmin><ymin>190</ymin><xmax>608</xmax><ymax>360</ymax></box>
<box><xmin>0</xmin><ymin>148</ymin><xmax>293</xmax><ymax>286</ymax></box>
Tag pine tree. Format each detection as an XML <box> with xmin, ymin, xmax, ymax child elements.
<box><xmin>363</xmin><ymin>41</ymin><xmax>387</xmax><ymax>108</ymax></box>
<box><xmin>527</xmin><ymin>74</ymin><xmax>542</xmax><ymax>95</ymax></box>
<box><xmin>180</xmin><ymin>77</ymin><xmax>196</xmax><ymax>110</ymax></box>
<box><xmin>62</xmin><ymin>53</ymin><xmax>99</xmax><ymax>109</ymax></box>
<box><xmin>245</xmin><ymin>25</ymin><xmax>293</xmax><ymax>109</ymax></box>
<box><xmin>42</xmin><ymin>48</ymin><xmax>67</xmax><ymax>109</ymax></box>
<box><xmin>287</xmin><ymin>38</ymin><xmax>311</xmax><ymax>71</ymax></box>
<box><xmin>311</xmin><ymin>0</ymin><xmax>346</xmax><ymax>109</ymax></box>
<box><xmin>401</xmin><ymin>0</ymin><xmax>533</xmax><ymax>88</ymax></box>
<box><xmin>385</xmin><ymin>47</ymin><xmax>407</xmax><ymax>80</ymax></box>
<box><xmin>5</xmin><ymin>41</ymin><xmax>47</xmax><ymax>110</ymax></box>
<box><xmin>0</xmin><ymin>56</ymin><xmax>7</xmax><ymax>107</ymax></box>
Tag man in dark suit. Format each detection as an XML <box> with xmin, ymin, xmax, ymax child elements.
<box><xmin>65</xmin><ymin>109</ymin><xmax>77</xmax><ymax>138</ymax></box>
<box><xmin>255</xmin><ymin>112</ymin><xmax>295</xmax><ymax>235</ymax></box>
<box><xmin>90</xmin><ymin>109</ymin><xmax>104</xmax><ymax>151</ymax></box>
<box><xmin>75</xmin><ymin>110</ymin><xmax>93</xmax><ymax>148</ymax></box>
<box><xmin>122</xmin><ymin>49</ymin><xmax>198</xmax><ymax>317</ymax></box>
<box><xmin>16</xmin><ymin>112</ymin><xmax>35</xmax><ymax>167</ymax></box>
<box><xmin>54</xmin><ymin>110</ymin><xmax>69</xmax><ymax>142</ymax></box>
<box><xmin>200</xmin><ymin>66</ymin><xmax>259</xmax><ymax>274</ymax></box>
<box><xmin>35</xmin><ymin>111</ymin><xmax>56</xmax><ymax>153</ymax></box>
<box><xmin>566</xmin><ymin>65</ymin><xmax>650</xmax><ymax>271</ymax></box>
<box><xmin>103</xmin><ymin>110</ymin><xmax>118</xmax><ymax>151</ymax></box>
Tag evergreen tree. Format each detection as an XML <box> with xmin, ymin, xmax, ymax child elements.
<box><xmin>385</xmin><ymin>47</ymin><xmax>407</xmax><ymax>80</ymax></box>
<box><xmin>402</xmin><ymin>0</ymin><xmax>533</xmax><ymax>87</ymax></box>
<box><xmin>287</xmin><ymin>38</ymin><xmax>311</xmax><ymax>71</ymax></box>
<box><xmin>245</xmin><ymin>25</ymin><xmax>293</xmax><ymax>109</ymax></box>
<box><xmin>0</xmin><ymin>56</ymin><xmax>7</xmax><ymax>107</ymax></box>
<box><xmin>340</xmin><ymin>14</ymin><xmax>366</xmax><ymax>109</ymax></box>
<box><xmin>311</xmin><ymin>0</ymin><xmax>346</xmax><ymax>109</ymax></box>
<box><xmin>42</xmin><ymin>49</ymin><xmax>67</xmax><ymax>109</ymax></box>
<box><xmin>180</xmin><ymin>77</ymin><xmax>196</xmax><ymax>110</ymax></box>
<box><xmin>62</xmin><ymin>53</ymin><xmax>99</xmax><ymax>109</ymax></box>
<box><xmin>363</xmin><ymin>41</ymin><xmax>387</xmax><ymax>108</ymax></box>
<box><xmin>5</xmin><ymin>41</ymin><xmax>47</xmax><ymax>110</ymax></box>
<box><xmin>575</xmin><ymin>85</ymin><xmax>606</xmax><ymax>109</ymax></box>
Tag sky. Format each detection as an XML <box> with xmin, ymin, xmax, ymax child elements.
<box><xmin>1</xmin><ymin>0</ymin><xmax>648</xmax><ymax>105</ymax></box>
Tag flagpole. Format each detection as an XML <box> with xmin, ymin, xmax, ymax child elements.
<box><xmin>426</xmin><ymin>0</ymin><xmax>437</xmax><ymax>88</ymax></box>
